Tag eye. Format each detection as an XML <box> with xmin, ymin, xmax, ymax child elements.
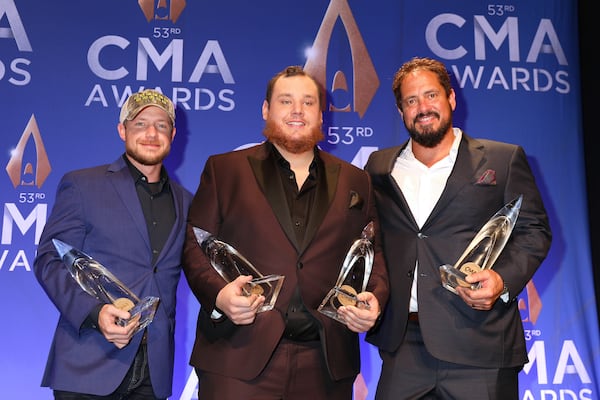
<box><xmin>427</xmin><ymin>92</ymin><xmax>438</xmax><ymax>100</ymax></box>
<box><xmin>404</xmin><ymin>98</ymin><xmax>417</xmax><ymax>107</ymax></box>
<box><xmin>134</xmin><ymin>121</ymin><xmax>147</xmax><ymax>129</ymax></box>
<box><xmin>156</xmin><ymin>122</ymin><xmax>169</xmax><ymax>131</ymax></box>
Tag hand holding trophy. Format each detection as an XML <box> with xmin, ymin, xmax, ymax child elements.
<box><xmin>52</xmin><ymin>239</ymin><xmax>159</xmax><ymax>334</ymax></box>
<box><xmin>439</xmin><ymin>194</ymin><xmax>523</xmax><ymax>294</ymax></box>
<box><xmin>318</xmin><ymin>221</ymin><xmax>374</xmax><ymax>323</ymax></box>
<box><xmin>193</xmin><ymin>227</ymin><xmax>285</xmax><ymax>313</ymax></box>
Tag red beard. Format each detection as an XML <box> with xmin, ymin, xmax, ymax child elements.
<box><xmin>262</xmin><ymin>119</ymin><xmax>324</xmax><ymax>154</ymax></box>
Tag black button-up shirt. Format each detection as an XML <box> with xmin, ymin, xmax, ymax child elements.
<box><xmin>269</xmin><ymin>143</ymin><xmax>321</xmax><ymax>342</ymax></box>
<box><xmin>124</xmin><ymin>155</ymin><xmax>175</xmax><ymax>265</ymax></box>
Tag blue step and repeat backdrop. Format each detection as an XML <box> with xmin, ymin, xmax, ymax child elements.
<box><xmin>2</xmin><ymin>1</ymin><xmax>598</xmax><ymax>399</ymax></box>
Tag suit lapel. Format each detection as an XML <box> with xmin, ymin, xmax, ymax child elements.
<box><xmin>248</xmin><ymin>147</ymin><xmax>297</xmax><ymax>247</ymax></box>
<box><xmin>108</xmin><ymin>158</ymin><xmax>151</xmax><ymax>250</ymax></box>
<box><xmin>248</xmin><ymin>145</ymin><xmax>341</xmax><ymax>254</ymax></box>
<box><xmin>155</xmin><ymin>183</ymin><xmax>185</xmax><ymax>264</ymax></box>
<box><xmin>375</xmin><ymin>144</ymin><xmax>417</xmax><ymax>228</ymax></box>
<box><xmin>425</xmin><ymin>133</ymin><xmax>484</xmax><ymax>227</ymax></box>
<box><xmin>299</xmin><ymin>157</ymin><xmax>340</xmax><ymax>253</ymax></box>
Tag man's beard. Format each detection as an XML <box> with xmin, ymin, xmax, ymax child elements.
<box><xmin>126</xmin><ymin>144</ymin><xmax>170</xmax><ymax>166</ymax></box>
<box><xmin>407</xmin><ymin>112</ymin><xmax>452</xmax><ymax>148</ymax></box>
<box><xmin>262</xmin><ymin>119</ymin><xmax>324</xmax><ymax>154</ymax></box>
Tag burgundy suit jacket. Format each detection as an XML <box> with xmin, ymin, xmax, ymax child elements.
<box><xmin>182</xmin><ymin>142</ymin><xmax>388</xmax><ymax>381</ymax></box>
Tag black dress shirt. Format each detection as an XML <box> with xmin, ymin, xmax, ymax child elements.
<box><xmin>269</xmin><ymin>143</ymin><xmax>321</xmax><ymax>342</ymax></box>
<box><xmin>124</xmin><ymin>155</ymin><xmax>175</xmax><ymax>265</ymax></box>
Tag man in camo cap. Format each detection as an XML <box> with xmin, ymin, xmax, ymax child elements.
<box><xmin>34</xmin><ymin>88</ymin><xmax>192</xmax><ymax>399</ymax></box>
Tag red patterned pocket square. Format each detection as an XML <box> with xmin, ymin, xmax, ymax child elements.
<box><xmin>475</xmin><ymin>169</ymin><xmax>497</xmax><ymax>185</ymax></box>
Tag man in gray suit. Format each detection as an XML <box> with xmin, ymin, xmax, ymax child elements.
<box><xmin>34</xmin><ymin>89</ymin><xmax>192</xmax><ymax>399</ymax></box>
<box><xmin>365</xmin><ymin>57</ymin><xmax>552</xmax><ymax>400</ymax></box>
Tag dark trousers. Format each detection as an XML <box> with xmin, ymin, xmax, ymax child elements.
<box><xmin>54</xmin><ymin>342</ymin><xmax>163</xmax><ymax>400</ymax></box>
<box><xmin>375</xmin><ymin>320</ymin><xmax>520</xmax><ymax>400</ymax></box>
<box><xmin>197</xmin><ymin>338</ymin><xmax>355</xmax><ymax>400</ymax></box>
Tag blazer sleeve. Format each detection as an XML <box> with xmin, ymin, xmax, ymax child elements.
<box><xmin>496</xmin><ymin>144</ymin><xmax>552</xmax><ymax>299</ymax></box>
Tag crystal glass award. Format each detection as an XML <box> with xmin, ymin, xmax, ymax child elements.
<box><xmin>192</xmin><ymin>227</ymin><xmax>285</xmax><ymax>313</ymax></box>
<box><xmin>318</xmin><ymin>221</ymin><xmax>374</xmax><ymax>323</ymax></box>
<box><xmin>439</xmin><ymin>194</ymin><xmax>523</xmax><ymax>294</ymax></box>
<box><xmin>52</xmin><ymin>238</ymin><xmax>159</xmax><ymax>334</ymax></box>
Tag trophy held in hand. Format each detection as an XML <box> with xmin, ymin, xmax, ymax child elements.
<box><xmin>52</xmin><ymin>239</ymin><xmax>159</xmax><ymax>334</ymax></box>
<box><xmin>193</xmin><ymin>227</ymin><xmax>285</xmax><ymax>313</ymax></box>
<box><xmin>439</xmin><ymin>194</ymin><xmax>523</xmax><ymax>294</ymax></box>
<box><xmin>318</xmin><ymin>221</ymin><xmax>374</xmax><ymax>323</ymax></box>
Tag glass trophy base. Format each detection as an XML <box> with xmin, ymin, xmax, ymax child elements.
<box><xmin>246</xmin><ymin>274</ymin><xmax>285</xmax><ymax>313</ymax></box>
<box><xmin>116</xmin><ymin>295</ymin><xmax>160</xmax><ymax>334</ymax></box>
<box><xmin>318</xmin><ymin>285</ymin><xmax>371</xmax><ymax>324</ymax></box>
<box><xmin>439</xmin><ymin>264</ymin><xmax>480</xmax><ymax>294</ymax></box>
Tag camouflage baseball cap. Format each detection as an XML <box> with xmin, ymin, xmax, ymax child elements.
<box><xmin>119</xmin><ymin>89</ymin><xmax>175</xmax><ymax>124</ymax></box>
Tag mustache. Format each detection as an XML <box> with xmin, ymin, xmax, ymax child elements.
<box><xmin>414</xmin><ymin>111</ymin><xmax>439</xmax><ymax>122</ymax></box>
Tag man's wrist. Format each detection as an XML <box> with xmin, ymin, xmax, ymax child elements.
<box><xmin>500</xmin><ymin>286</ymin><xmax>510</xmax><ymax>303</ymax></box>
<box><xmin>211</xmin><ymin>307</ymin><xmax>224</xmax><ymax>320</ymax></box>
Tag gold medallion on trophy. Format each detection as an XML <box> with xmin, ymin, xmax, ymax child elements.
<box><xmin>455</xmin><ymin>262</ymin><xmax>482</xmax><ymax>287</ymax></box>
<box><xmin>333</xmin><ymin>285</ymin><xmax>359</xmax><ymax>307</ymax></box>
<box><xmin>247</xmin><ymin>283</ymin><xmax>264</xmax><ymax>296</ymax></box>
<box><xmin>113</xmin><ymin>297</ymin><xmax>135</xmax><ymax>311</ymax></box>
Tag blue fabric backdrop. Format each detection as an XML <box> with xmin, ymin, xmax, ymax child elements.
<box><xmin>1</xmin><ymin>1</ymin><xmax>597</xmax><ymax>399</ymax></box>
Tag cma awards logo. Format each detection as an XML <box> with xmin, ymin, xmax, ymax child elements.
<box><xmin>304</xmin><ymin>0</ymin><xmax>379</xmax><ymax>118</ymax></box>
<box><xmin>521</xmin><ymin>280</ymin><xmax>542</xmax><ymax>325</ymax></box>
<box><xmin>138</xmin><ymin>0</ymin><xmax>186</xmax><ymax>23</ymax></box>
<box><xmin>5</xmin><ymin>115</ymin><xmax>51</xmax><ymax>189</ymax></box>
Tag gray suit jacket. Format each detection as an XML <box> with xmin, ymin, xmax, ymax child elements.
<box><xmin>34</xmin><ymin>156</ymin><xmax>192</xmax><ymax>397</ymax></box>
<box><xmin>365</xmin><ymin>132</ymin><xmax>551</xmax><ymax>368</ymax></box>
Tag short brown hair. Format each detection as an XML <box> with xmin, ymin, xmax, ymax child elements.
<box><xmin>264</xmin><ymin>65</ymin><xmax>325</xmax><ymax>110</ymax></box>
<box><xmin>392</xmin><ymin>57</ymin><xmax>452</xmax><ymax>110</ymax></box>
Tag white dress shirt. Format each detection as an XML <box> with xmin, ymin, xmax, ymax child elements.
<box><xmin>391</xmin><ymin>128</ymin><xmax>461</xmax><ymax>313</ymax></box>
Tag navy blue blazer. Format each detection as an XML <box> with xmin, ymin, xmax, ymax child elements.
<box><xmin>34</xmin><ymin>156</ymin><xmax>192</xmax><ymax>397</ymax></box>
<box><xmin>365</xmin><ymin>132</ymin><xmax>552</xmax><ymax>368</ymax></box>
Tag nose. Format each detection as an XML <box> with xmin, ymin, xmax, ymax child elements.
<box><xmin>145</xmin><ymin>123</ymin><xmax>160</xmax><ymax>136</ymax></box>
<box><xmin>291</xmin><ymin>102</ymin><xmax>304</xmax><ymax>115</ymax></box>
<box><xmin>416</xmin><ymin>101</ymin><xmax>431</xmax><ymax>114</ymax></box>
<box><xmin>415</xmin><ymin>97</ymin><xmax>431</xmax><ymax>111</ymax></box>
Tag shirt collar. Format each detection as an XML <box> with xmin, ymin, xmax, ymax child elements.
<box><xmin>402</xmin><ymin>128</ymin><xmax>462</xmax><ymax>165</ymax></box>
<box><xmin>267</xmin><ymin>141</ymin><xmax>319</xmax><ymax>172</ymax></box>
<box><xmin>122</xmin><ymin>154</ymin><xmax>169</xmax><ymax>187</ymax></box>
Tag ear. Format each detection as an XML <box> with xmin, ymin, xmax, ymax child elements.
<box><xmin>449</xmin><ymin>88</ymin><xmax>457</xmax><ymax>112</ymax></box>
<box><xmin>117</xmin><ymin>123</ymin><xmax>127</xmax><ymax>141</ymax></box>
<box><xmin>261</xmin><ymin>100</ymin><xmax>269</xmax><ymax>121</ymax></box>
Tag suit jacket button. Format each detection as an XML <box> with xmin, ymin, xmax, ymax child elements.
<box><xmin>297</xmin><ymin>262</ymin><xmax>303</xmax><ymax>269</ymax></box>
